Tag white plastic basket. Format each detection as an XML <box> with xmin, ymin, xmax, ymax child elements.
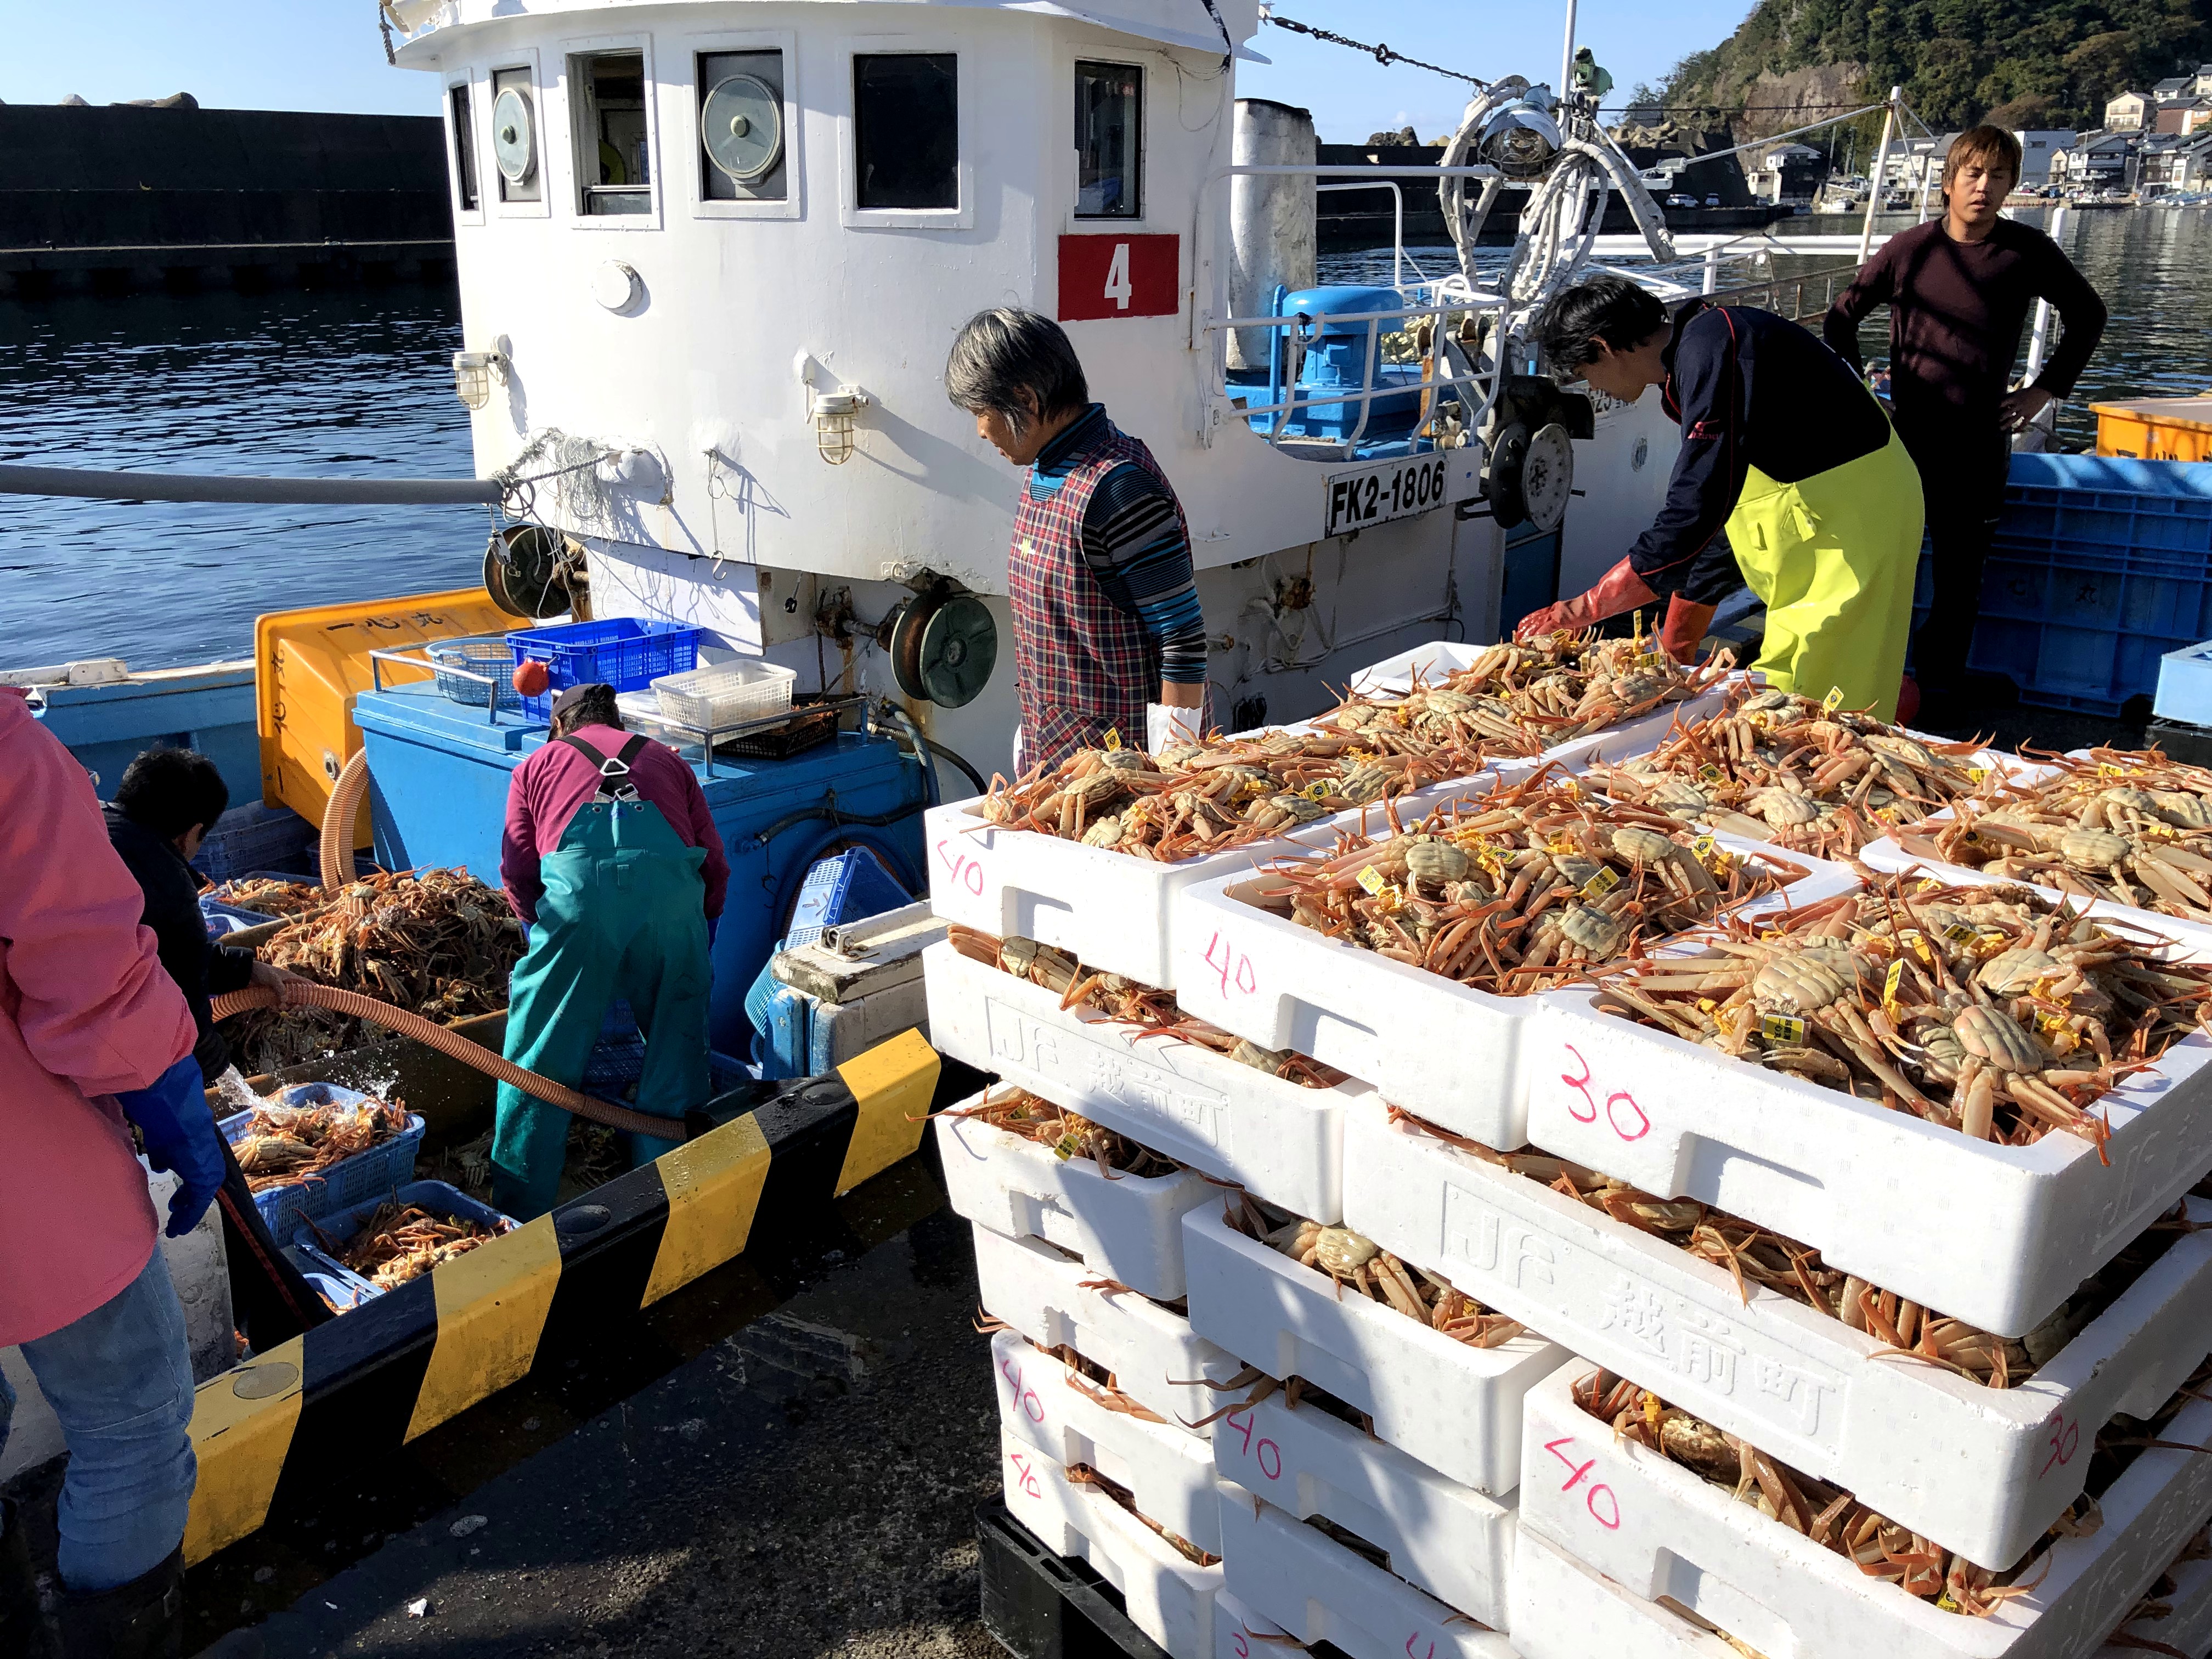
<box><xmin>651</xmin><ymin>658</ymin><xmax>795</xmax><ymax>728</ymax></box>
<box><xmin>1517</xmin><ymin>1362</ymin><xmax>2212</xmax><ymax>1659</ymax></box>
<box><xmin>1341</xmin><ymin>1094</ymin><xmax>2212</xmax><ymax>1570</ymax></box>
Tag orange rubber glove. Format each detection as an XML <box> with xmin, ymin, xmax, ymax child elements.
<box><xmin>1514</xmin><ymin>558</ymin><xmax>1660</xmax><ymax>641</ymax></box>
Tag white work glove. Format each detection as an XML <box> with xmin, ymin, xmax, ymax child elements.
<box><xmin>1147</xmin><ymin>702</ymin><xmax>1202</xmax><ymax>755</ymax></box>
<box><xmin>1011</xmin><ymin>724</ymin><xmax>1028</xmax><ymax>777</ymax></box>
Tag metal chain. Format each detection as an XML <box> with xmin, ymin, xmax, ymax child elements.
<box><xmin>1261</xmin><ymin>9</ymin><xmax>1487</xmax><ymax>88</ymax></box>
<box><xmin>375</xmin><ymin>0</ymin><xmax>396</xmax><ymax>65</ymax></box>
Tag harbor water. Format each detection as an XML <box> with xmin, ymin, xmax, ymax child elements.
<box><xmin>5</xmin><ymin>206</ymin><xmax>2210</xmax><ymax>675</ymax></box>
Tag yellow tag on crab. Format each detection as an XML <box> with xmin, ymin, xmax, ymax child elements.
<box><xmin>1938</xmin><ymin>921</ymin><xmax>1977</xmax><ymax>946</ymax></box>
<box><xmin>1822</xmin><ymin>686</ymin><xmax>1846</xmax><ymax>713</ymax></box>
<box><xmin>1581</xmin><ymin>865</ymin><xmax>1621</xmax><ymax>900</ymax></box>
<box><xmin>1699</xmin><ymin>764</ymin><xmax>1725</xmax><ymax>783</ymax></box>
<box><xmin>1357</xmin><ymin>865</ymin><xmax>1389</xmax><ymax>896</ymax></box>
<box><xmin>1303</xmin><ymin>781</ymin><xmax>1330</xmax><ymax>802</ymax></box>
<box><xmin>1883</xmin><ymin>958</ymin><xmax>1904</xmax><ymax>1009</ymax></box>
<box><xmin>1103</xmin><ymin>727</ymin><xmax>1122</xmax><ymax>752</ymax></box>
<box><xmin>1760</xmin><ymin>1013</ymin><xmax>1807</xmax><ymax>1045</ymax></box>
<box><xmin>1691</xmin><ymin>834</ymin><xmax>1720</xmax><ymax>862</ymax></box>
<box><xmin>1052</xmin><ymin>1133</ymin><xmax>1082</xmax><ymax>1161</ymax></box>
<box><xmin>1897</xmin><ymin>928</ymin><xmax>1931</xmax><ymax>964</ymax></box>
<box><xmin>1561</xmin><ymin>778</ymin><xmax>1581</xmax><ymax>797</ymax></box>
<box><xmin>1968</xmin><ymin>766</ymin><xmax>1989</xmax><ymax>784</ymax></box>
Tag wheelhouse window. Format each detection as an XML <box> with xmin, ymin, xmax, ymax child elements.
<box><xmin>698</xmin><ymin>50</ymin><xmax>787</xmax><ymax>202</ymax></box>
<box><xmin>450</xmin><ymin>83</ymin><xmax>480</xmax><ymax>211</ymax></box>
<box><xmin>570</xmin><ymin>51</ymin><xmax>652</xmax><ymax>216</ymax></box>
<box><xmin>490</xmin><ymin>66</ymin><xmax>541</xmax><ymax>203</ymax></box>
<box><xmin>854</xmin><ymin>53</ymin><xmax>957</xmax><ymax>210</ymax></box>
<box><xmin>1075</xmin><ymin>61</ymin><xmax>1141</xmax><ymax>218</ymax></box>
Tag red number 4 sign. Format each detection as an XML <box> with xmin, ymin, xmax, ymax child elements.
<box><xmin>1058</xmin><ymin>235</ymin><xmax>1179</xmax><ymax>321</ymax></box>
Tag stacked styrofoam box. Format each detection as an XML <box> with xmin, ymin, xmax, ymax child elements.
<box><xmin>944</xmin><ymin>1080</ymin><xmax>1240</xmax><ymax>1656</ymax></box>
<box><xmin>1172</xmin><ymin>834</ymin><xmax>1860</xmax><ymax>1148</ymax></box>
<box><xmin>924</xmin><ymin>644</ymin><xmax>1733</xmax><ymax>991</ymax></box>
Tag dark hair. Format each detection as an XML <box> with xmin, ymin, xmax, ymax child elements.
<box><xmin>551</xmin><ymin>683</ymin><xmax>623</xmax><ymax>737</ymax></box>
<box><xmin>1944</xmin><ymin>125</ymin><xmax>2024</xmax><ymax>193</ymax></box>
<box><xmin>115</xmin><ymin>747</ymin><xmax>229</xmax><ymax>840</ymax></box>
<box><xmin>1534</xmin><ymin>275</ymin><xmax>1671</xmax><ymax>375</ymax></box>
<box><xmin>943</xmin><ymin>307</ymin><xmax>1090</xmax><ymax>437</ymax></box>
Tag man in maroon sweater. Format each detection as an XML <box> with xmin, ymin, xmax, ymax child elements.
<box><xmin>494</xmin><ymin>682</ymin><xmax>730</xmax><ymax>1217</ymax></box>
<box><xmin>1824</xmin><ymin>125</ymin><xmax>2106</xmax><ymax>707</ymax></box>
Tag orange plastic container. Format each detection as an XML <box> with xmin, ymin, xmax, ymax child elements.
<box><xmin>2092</xmin><ymin>395</ymin><xmax>2212</xmax><ymax>463</ymax></box>
<box><xmin>256</xmin><ymin>588</ymin><xmax>517</xmax><ymax>844</ymax></box>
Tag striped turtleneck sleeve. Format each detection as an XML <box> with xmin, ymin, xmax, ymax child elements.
<box><xmin>1079</xmin><ymin>463</ymin><xmax>1207</xmax><ymax>686</ymax></box>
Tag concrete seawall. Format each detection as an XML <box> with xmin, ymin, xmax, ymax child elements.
<box><xmin>0</xmin><ymin>105</ymin><xmax>454</xmax><ymax>297</ymax></box>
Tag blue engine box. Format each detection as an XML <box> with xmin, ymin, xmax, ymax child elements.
<box><xmin>349</xmin><ymin>684</ymin><xmax>927</xmax><ymax>1057</ymax></box>
<box><xmin>1279</xmin><ymin>285</ymin><xmax>1426</xmax><ymax>444</ymax></box>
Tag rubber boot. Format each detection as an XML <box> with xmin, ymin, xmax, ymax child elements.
<box><xmin>1</xmin><ymin>1498</ymin><xmax>59</xmax><ymax>1659</ymax></box>
<box><xmin>56</xmin><ymin>1545</ymin><xmax>183</xmax><ymax>1659</ymax></box>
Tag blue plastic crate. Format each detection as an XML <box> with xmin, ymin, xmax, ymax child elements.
<box><xmin>743</xmin><ymin>848</ymin><xmax>912</xmax><ymax>1060</ymax></box>
<box><xmin>505</xmin><ymin>618</ymin><xmax>704</xmax><ymax>721</ymax></box>
<box><xmin>189</xmin><ymin>801</ymin><xmax>317</xmax><ymax>883</ymax></box>
<box><xmin>1908</xmin><ymin>455</ymin><xmax>2212</xmax><ymax>716</ymax></box>
<box><xmin>222</xmin><ymin>1082</ymin><xmax>427</xmax><ymax>1239</ymax></box>
<box><xmin>291</xmin><ymin>1179</ymin><xmax>517</xmax><ymax>1303</ymax></box>
<box><xmin>200</xmin><ymin>895</ymin><xmax>276</xmax><ymax>938</ymax></box>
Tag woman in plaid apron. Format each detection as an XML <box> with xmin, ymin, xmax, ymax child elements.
<box><xmin>945</xmin><ymin>308</ymin><xmax>1207</xmax><ymax>772</ymax></box>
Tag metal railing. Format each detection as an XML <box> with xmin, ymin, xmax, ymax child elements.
<box><xmin>1702</xmin><ymin>259</ymin><xmax>1865</xmax><ymax>323</ymax></box>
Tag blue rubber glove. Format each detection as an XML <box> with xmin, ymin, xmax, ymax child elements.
<box><xmin>117</xmin><ymin>1055</ymin><xmax>227</xmax><ymax>1238</ymax></box>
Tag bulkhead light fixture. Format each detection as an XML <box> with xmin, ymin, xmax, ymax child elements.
<box><xmin>453</xmin><ymin>349</ymin><xmax>508</xmax><ymax>410</ymax></box>
<box><xmin>811</xmin><ymin>388</ymin><xmax>870</xmax><ymax>465</ymax></box>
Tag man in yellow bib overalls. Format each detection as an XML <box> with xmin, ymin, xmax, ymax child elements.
<box><xmin>1515</xmin><ymin>274</ymin><xmax>1923</xmax><ymax>720</ymax></box>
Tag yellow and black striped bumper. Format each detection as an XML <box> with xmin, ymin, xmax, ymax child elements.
<box><xmin>183</xmin><ymin>1030</ymin><xmax>940</xmax><ymax>1563</ymax></box>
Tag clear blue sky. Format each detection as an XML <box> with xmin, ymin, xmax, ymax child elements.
<box><xmin>0</xmin><ymin>0</ymin><xmax>1754</xmax><ymax>144</ymax></box>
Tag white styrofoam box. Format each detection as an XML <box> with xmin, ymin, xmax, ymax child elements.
<box><xmin>1180</xmin><ymin>1204</ymin><xmax>1567</xmax><ymax>1496</ymax></box>
<box><xmin>1</xmin><ymin>1162</ymin><xmax>231</xmax><ymax>1483</ymax></box>
<box><xmin>938</xmin><ymin>1096</ymin><xmax>1218</xmax><ymax>1300</ymax></box>
<box><xmin>924</xmin><ymin>940</ymin><xmax>1352</xmax><ymax>1221</ymax></box>
<box><xmin>924</xmin><ymin>789</ymin><xmax>1345</xmax><ymax>990</ymax></box>
<box><xmin>1212</xmin><ymin>1388</ymin><xmax>1516</xmax><ymax>1628</ymax></box>
<box><xmin>994</xmin><ymin>1329</ymin><xmax>1223</xmax><ymax>1555</ymax></box>
<box><xmin>1519</xmin><ymin>1362</ymin><xmax>2212</xmax><ymax>1659</ymax></box>
<box><xmin>2093</xmin><ymin>1548</ymin><xmax>2212</xmax><ymax>1658</ymax></box>
<box><xmin>1001</xmin><ymin>1426</ymin><xmax>1224</xmax><ymax>1657</ymax></box>
<box><xmin>1218</xmin><ymin>1489</ymin><xmax>1517</xmax><ymax>1659</ymax></box>
<box><xmin>1170</xmin><ymin>833</ymin><xmax>1861</xmax><ymax>1150</ymax></box>
<box><xmin>1212</xmin><ymin>1589</ymin><xmax>1299</xmax><ymax>1659</ymax></box>
<box><xmin>1342</xmin><ymin>1096</ymin><xmax>2212</xmax><ymax>1570</ymax></box>
<box><xmin>1860</xmin><ymin>836</ymin><xmax>2212</xmax><ymax>953</ymax></box>
<box><xmin>973</xmin><ymin>1223</ymin><xmax>1240</xmax><ymax>1434</ymax></box>
<box><xmin>1527</xmin><ymin>951</ymin><xmax>2212</xmax><ymax>1339</ymax></box>
<box><xmin>1509</xmin><ymin>1529</ymin><xmax>1742</xmax><ymax>1659</ymax></box>
<box><xmin>926</xmin><ymin>668</ymin><xmax>1730</xmax><ymax>992</ymax></box>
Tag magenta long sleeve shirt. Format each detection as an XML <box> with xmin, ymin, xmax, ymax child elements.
<box><xmin>499</xmin><ymin>724</ymin><xmax>731</xmax><ymax>926</ymax></box>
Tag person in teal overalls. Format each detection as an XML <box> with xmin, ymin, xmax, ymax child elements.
<box><xmin>495</xmin><ymin>682</ymin><xmax>731</xmax><ymax>1218</ymax></box>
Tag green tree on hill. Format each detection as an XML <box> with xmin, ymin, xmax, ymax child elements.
<box><xmin>1660</xmin><ymin>0</ymin><xmax>2212</xmax><ymax>132</ymax></box>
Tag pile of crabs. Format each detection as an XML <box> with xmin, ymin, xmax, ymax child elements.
<box><xmin>974</xmin><ymin>633</ymin><xmax>1724</xmax><ymax>862</ymax></box>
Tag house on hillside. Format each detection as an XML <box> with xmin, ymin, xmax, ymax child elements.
<box><xmin>1746</xmin><ymin>142</ymin><xmax>1823</xmax><ymax>207</ymax></box>
<box><xmin>2155</xmin><ymin>98</ymin><xmax>2212</xmax><ymax>136</ymax></box>
<box><xmin>2153</xmin><ymin>74</ymin><xmax>2196</xmax><ymax>105</ymax></box>
<box><xmin>2012</xmin><ymin>130</ymin><xmax>2076</xmax><ymax>185</ymax></box>
<box><xmin>2051</xmin><ymin>129</ymin><xmax>2136</xmax><ymax>190</ymax></box>
<box><xmin>2140</xmin><ymin>129</ymin><xmax>2212</xmax><ymax>193</ymax></box>
<box><xmin>2106</xmin><ymin>89</ymin><xmax>2149</xmax><ymax>131</ymax></box>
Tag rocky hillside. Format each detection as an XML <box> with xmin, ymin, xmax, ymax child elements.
<box><xmin>1658</xmin><ymin>0</ymin><xmax>2212</xmax><ymax>137</ymax></box>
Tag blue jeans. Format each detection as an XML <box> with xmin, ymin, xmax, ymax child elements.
<box><xmin>0</xmin><ymin>1250</ymin><xmax>197</xmax><ymax>1592</ymax></box>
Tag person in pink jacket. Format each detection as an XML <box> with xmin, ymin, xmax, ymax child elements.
<box><xmin>1</xmin><ymin>687</ymin><xmax>231</xmax><ymax>1659</ymax></box>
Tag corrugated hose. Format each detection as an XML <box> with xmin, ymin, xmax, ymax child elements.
<box><xmin>208</xmin><ymin>981</ymin><xmax>682</xmax><ymax>1139</ymax></box>
<box><xmin>321</xmin><ymin>747</ymin><xmax>373</xmax><ymax>893</ymax></box>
